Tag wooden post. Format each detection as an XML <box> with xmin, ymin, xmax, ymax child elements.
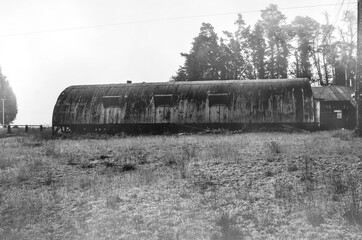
<box><xmin>356</xmin><ymin>0</ymin><xmax>362</xmax><ymax>135</ymax></box>
<box><xmin>1</xmin><ymin>99</ymin><xmax>5</xmax><ymax>127</ymax></box>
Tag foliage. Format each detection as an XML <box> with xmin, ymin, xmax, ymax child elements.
<box><xmin>0</xmin><ymin>68</ymin><xmax>17</xmax><ymax>124</ymax></box>
<box><xmin>219</xmin><ymin>14</ymin><xmax>254</xmax><ymax>80</ymax></box>
<box><xmin>249</xmin><ymin>21</ymin><xmax>267</xmax><ymax>79</ymax></box>
<box><xmin>172</xmin><ymin>23</ymin><xmax>222</xmax><ymax>81</ymax></box>
<box><xmin>171</xmin><ymin>4</ymin><xmax>357</xmax><ymax>85</ymax></box>
<box><xmin>290</xmin><ymin>16</ymin><xmax>320</xmax><ymax>79</ymax></box>
<box><xmin>266</xmin><ymin>139</ymin><xmax>282</xmax><ymax>154</ymax></box>
<box><xmin>336</xmin><ymin>10</ymin><xmax>357</xmax><ymax>86</ymax></box>
<box><xmin>260</xmin><ymin>4</ymin><xmax>290</xmax><ymax>79</ymax></box>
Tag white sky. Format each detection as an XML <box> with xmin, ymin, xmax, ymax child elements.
<box><xmin>0</xmin><ymin>0</ymin><xmax>356</xmax><ymax>125</ymax></box>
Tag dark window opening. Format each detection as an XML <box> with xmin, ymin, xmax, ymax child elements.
<box><xmin>154</xmin><ymin>94</ymin><xmax>173</xmax><ymax>107</ymax></box>
<box><xmin>208</xmin><ymin>93</ymin><xmax>230</xmax><ymax>106</ymax></box>
<box><xmin>102</xmin><ymin>96</ymin><xmax>121</xmax><ymax>108</ymax></box>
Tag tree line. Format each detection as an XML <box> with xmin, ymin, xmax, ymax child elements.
<box><xmin>0</xmin><ymin>68</ymin><xmax>17</xmax><ymax>124</ymax></box>
<box><xmin>171</xmin><ymin>4</ymin><xmax>356</xmax><ymax>86</ymax></box>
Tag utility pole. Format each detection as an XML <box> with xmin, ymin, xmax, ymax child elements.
<box><xmin>1</xmin><ymin>99</ymin><xmax>5</xmax><ymax>127</ymax></box>
<box><xmin>356</xmin><ymin>0</ymin><xmax>362</xmax><ymax>135</ymax></box>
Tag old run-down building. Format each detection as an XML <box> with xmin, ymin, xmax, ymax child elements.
<box><xmin>312</xmin><ymin>85</ymin><xmax>356</xmax><ymax>129</ymax></box>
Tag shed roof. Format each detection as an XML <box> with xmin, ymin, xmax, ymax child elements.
<box><xmin>58</xmin><ymin>79</ymin><xmax>312</xmax><ymax>102</ymax></box>
<box><xmin>312</xmin><ymin>85</ymin><xmax>354</xmax><ymax>101</ymax></box>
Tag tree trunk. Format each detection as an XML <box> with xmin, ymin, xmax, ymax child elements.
<box><xmin>322</xmin><ymin>52</ymin><xmax>329</xmax><ymax>85</ymax></box>
<box><xmin>295</xmin><ymin>50</ymin><xmax>300</xmax><ymax>78</ymax></box>
<box><xmin>270</xmin><ymin>42</ymin><xmax>275</xmax><ymax>79</ymax></box>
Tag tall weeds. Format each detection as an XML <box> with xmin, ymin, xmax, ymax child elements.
<box><xmin>0</xmin><ymin>131</ymin><xmax>362</xmax><ymax>239</ymax></box>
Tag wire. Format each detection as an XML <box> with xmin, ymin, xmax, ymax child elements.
<box><xmin>0</xmin><ymin>2</ymin><xmax>356</xmax><ymax>38</ymax></box>
<box><xmin>322</xmin><ymin>0</ymin><xmax>346</xmax><ymax>43</ymax></box>
<box><xmin>333</xmin><ymin>0</ymin><xmax>346</xmax><ymax>26</ymax></box>
<box><xmin>347</xmin><ymin>0</ymin><xmax>352</xmax><ymax>10</ymax></box>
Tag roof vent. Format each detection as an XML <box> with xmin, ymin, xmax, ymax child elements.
<box><xmin>127</xmin><ymin>80</ymin><xmax>132</xmax><ymax>84</ymax></box>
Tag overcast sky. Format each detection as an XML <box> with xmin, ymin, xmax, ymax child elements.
<box><xmin>0</xmin><ymin>0</ymin><xmax>356</xmax><ymax>125</ymax></box>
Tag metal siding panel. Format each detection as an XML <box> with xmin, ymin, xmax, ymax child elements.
<box><xmin>335</xmin><ymin>86</ymin><xmax>345</xmax><ymax>94</ymax></box>
<box><xmin>312</xmin><ymin>86</ymin><xmax>354</xmax><ymax>101</ymax></box>
<box><xmin>333</xmin><ymin>91</ymin><xmax>344</xmax><ymax>101</ymax></box>
<box><xmin>329</xmin><ymin>93</ymin><xmax>338</xmax><ymax>101</ymax></box>
<box><xmin>53</xmin><ymin>78</ymin><xmax>314</xmax><ymax>129</ymax></box>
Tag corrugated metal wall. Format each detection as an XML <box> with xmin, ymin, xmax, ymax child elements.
<box><xmin>52</xmin><ymin>79</ymin><xmax>314</xmax><ymax>130</ymax></box>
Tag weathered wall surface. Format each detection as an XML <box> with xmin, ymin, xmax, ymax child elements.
<box><xmin>319</xmin><ymin>101</ymin><xmax>356</xmax><ymax>129</ymax></box>
<box><xmin>52</xmin><ymin>79</ymin><xmax>314</xmax><ymax>131</ymax></box>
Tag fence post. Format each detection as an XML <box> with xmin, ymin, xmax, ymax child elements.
<box><xmin>357</xmin><ymin>0</ymin><xmax>362</xmax><ymax>135</ymax></box>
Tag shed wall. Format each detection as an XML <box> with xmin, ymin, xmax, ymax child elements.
<box><xmin>52</xmin><ymin>79</ymin><xmax>314</xmax><ymax>132</ymax></box>
<box><xmin>319</xmin><ymin>101</ymin><xmax>356</xmax><ymax>129</ymax></box>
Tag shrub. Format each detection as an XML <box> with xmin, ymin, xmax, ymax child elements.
<box><xmin>329</xmin><ymin>172</ymin><xmax>348</xmax><ymax>195</ymax></box>
<box><xmin>211</xmin><ymin>212</ymin><xmax>244</xmax><ymax>240</ymax></box>
<box><xmin>44</xmin><ymin>141</ymin><xmax>59</xmax><ymax>157</ymax></box>
<box><xmin>193</xmin><ymin>172</ymin><xmax>217</xmax><ymax>193</ymax></box>
<box><xmin>287</xmin><ymin>163</ymin><xmax>298</xmax><ymax>172</ymax></box>
<box><xmin>266</xmin><ymin>140</ymin><xmax>282</xmax><ymax>154</ymax></box>
<box><xmin>163</xmin><ymin>144</ymin><xmax>191</xmax><ymax>178</ymax></box>
<box><xmin>121</xmin><ymin>162</ymin><xmax>136</xmax><ymax>172</ymax></box>
<box><xmin>273</xmin><ymin>178</ymin><xmax>294</xmax><ymax>201</ymax></box>
<box><xmin>43</xmin><ymin>171</ymin><xmax>55</xmax><ymax>186</ymax></box>
<box><xmin>265</xmin><ymin>169</ymin><xmax>274</xmax><ymax>177</ymax></box>
<box><xmin>182</xmin><ymin>144</ymin><xmax>196</xmax><ymax>159</ymax></box>
<box><xmin>164</xmin><ymin>155</ymin><xmax>178</xmax><ymax>166</ymax></box>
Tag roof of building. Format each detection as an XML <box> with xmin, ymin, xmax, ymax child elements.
<box><xmin>312</xmin><ymin>85</ymin><xmax>354</xmax><ymax>101</ymax></box>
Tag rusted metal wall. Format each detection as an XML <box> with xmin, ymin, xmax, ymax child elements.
<box><xmin>52</xmin><ymin>79</ymin><xmax>314</xmax><ymax>131</ymax></box>
<box><xmin>312</xmin><ymin>86</ymin><xmax>356</xmax><ymax>129</ymax></box>
<box><xmin>318</xmin><ymin>101</ymin><xmax>356</xmax><ymax>129</ymax></box>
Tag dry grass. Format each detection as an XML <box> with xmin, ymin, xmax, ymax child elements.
<box><xmin>0</xmin><ymin>130</ymin><xmax>362</xmax><ymax>239</ymax></box>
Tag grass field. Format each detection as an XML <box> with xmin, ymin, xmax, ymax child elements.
<box><xmin>0</xmin><ymin>129</ymin><xmax>362</xmax><ymax>239</ymax></box>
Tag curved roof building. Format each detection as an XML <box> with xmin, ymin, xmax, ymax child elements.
<box><xmin>52</xmin><ymin>79</ymin><xmax>314</xmax><ymax>133</ymax></box>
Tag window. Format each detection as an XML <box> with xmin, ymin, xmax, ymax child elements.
<box><xmin>334</xmin><ymin>110</ymin><xmax>342</xmax><ymax>119</ymax></box>
<box><xmin>154</xmin><ymin>94</ymin><xmax>173</xmax><ymax>107</ymax></box>
<box><xmin>102</xmin><ymin>96</ymin><xmax>121</xmax><ymax>108</ymax></box>
<box><xmin>208</xmin><ymin>93</ymin><xmax>230</xmax><ymax>106</ymax></box>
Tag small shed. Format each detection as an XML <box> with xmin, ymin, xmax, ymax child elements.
<box><xmin>312</xmin><ymin>86</ymin><xmax>356</xmax><ymax>129</ymax></box>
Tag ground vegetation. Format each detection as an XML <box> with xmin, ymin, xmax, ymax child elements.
<box><xmin>0</xmin><ymin>129</ymin><xmax>361</xmax><ymax>239</ymax></box>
